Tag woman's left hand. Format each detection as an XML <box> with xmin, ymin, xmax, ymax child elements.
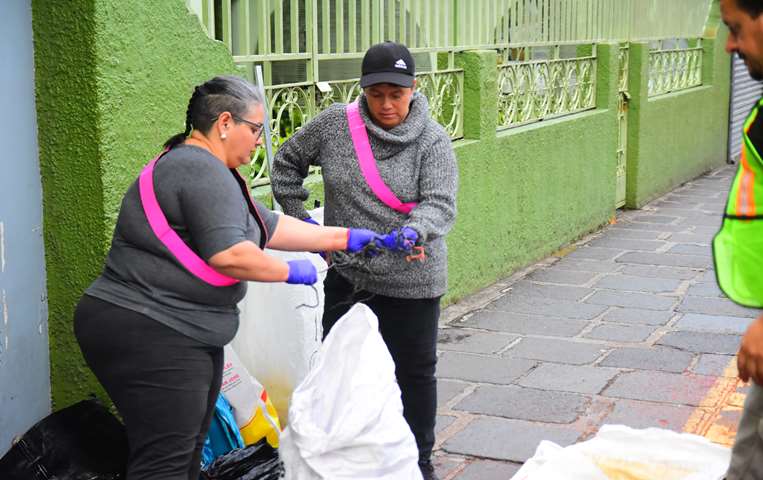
<box><xmin>286</xmin><ymin>259</ymin><xmax>318</xmax><ymax>285</ymax></box>
<box><xmin>377</xmin><ymin>227</ymin><xmax>418</xmax><ymax>252</ymax></box>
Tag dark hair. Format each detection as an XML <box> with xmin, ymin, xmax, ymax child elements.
<box><xmin>737</xmin><ymin>0</ymin><xmax>763</xmax><ymax>18</ymax></box>
<box><xmin>164</xmin><ymin>75</ymin><xmax>263</xmax><ymax>149</ymax></box>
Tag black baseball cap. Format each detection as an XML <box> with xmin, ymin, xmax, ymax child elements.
<box><xmin>360</xmin><ymin>42</ymin><xmax>415</xmax><ymax>88</ymax></box>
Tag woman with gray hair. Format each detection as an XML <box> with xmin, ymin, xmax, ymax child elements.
<box><xmin>73</xmin><ymin>75</ymin><xmax>381</xmax><ymax>480</ymax></box>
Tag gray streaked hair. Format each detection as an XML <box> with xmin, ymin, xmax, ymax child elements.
<box><xmin>164</xmin><ymin>75</ymin><xmax>263</xmax><ymax>149</ymax></box>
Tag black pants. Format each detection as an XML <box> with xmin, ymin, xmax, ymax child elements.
<box><xmin>74</xmin><ymin>295</ymin><xmax>223</xmax><ymax>480</ymax></box>
<box><xmin>322</xmin><ymin>269</ymin><xmax>439</xmax><ymax>463</ymax></box>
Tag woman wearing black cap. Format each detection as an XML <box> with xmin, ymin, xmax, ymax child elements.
<box><xmin>271</xmin><ymin>41</ymin><xmax>458</xmax><ymax>480</ymax></box>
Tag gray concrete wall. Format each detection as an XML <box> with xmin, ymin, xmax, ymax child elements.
<box><xmin>0</xmin><ymin>0</ymin><xmax>51</xmax><ymax>455</ymax></box>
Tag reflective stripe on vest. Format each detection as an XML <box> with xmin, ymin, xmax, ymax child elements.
<box><xmin>346</xmin><ymin>101</ymin><xmax>418</xmax><ymax>215</ymax></box>
<box><xmin>728</xmin><ymin>102</ymin><xmax>763</xmax><ymax>218</ymax></box>
<box><xmin>712</xmin><ymin>98</ymin><xmax>763</xmax><ymax>308</ymax></box>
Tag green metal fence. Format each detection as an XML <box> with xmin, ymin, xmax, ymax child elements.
<box><xmin>188</xmin><ymin>0</ymin><xmax>711</xmax><ymax>51</ymax></box>
<box><xmin>453</xmin><ymin>0</ymin><xmax>708</xmax><ymax>47</ymax></box>
<box><xmin>185</xmin><ymin>0</ymin><xmax>712</xmax><ymax>183</ymax></box>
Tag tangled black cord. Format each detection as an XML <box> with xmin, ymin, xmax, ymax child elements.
<box><xmin>296</xmin><ymin>234</ymin><xmax>421</xmax><ymax>311</ymax></box>
<box><xmin>295</xmin><ymin>245</ymin><xmax>381</xmax><ymax>310</ymax></box>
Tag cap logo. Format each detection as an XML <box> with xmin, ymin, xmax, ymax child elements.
<box><xmin>394</xmin><ymin>59</ymin><xmax>408</xmax><ymax>70</ymax></box>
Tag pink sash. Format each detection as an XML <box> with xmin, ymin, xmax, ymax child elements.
<box><xmin>139</xmin><ymin>153</ymin><xmax>240</xmax><ymax>287</ymax></box>
<box><xmin>346</xmin><ymin>101</ymin><xmax>417</xmax><ymax>214</ymax></box>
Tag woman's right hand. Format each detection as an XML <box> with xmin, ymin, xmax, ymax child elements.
<box><xmin>286</xmin><ymin>259</ymin><xmax>318</xmax><ymax>285</ymax></box>
<box><xmin>346</xmin><ymin>229</ymin><xmax>383</xmax><ymax>253</ymax></box>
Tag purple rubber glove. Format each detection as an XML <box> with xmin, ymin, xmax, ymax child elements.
<box><xmin>377</xmin><ymin>227</ymin><xmax>418</xmax><ymax>252</ymax></box>
<box><xmin>346</xmin><ymin>228</ymin><xmax>382</xmax><ymax>253</ymax></box>
<box><xmin>286</xmin><ymin>259</ymin><xmax>318</xmax><ymax>285</ymax></box>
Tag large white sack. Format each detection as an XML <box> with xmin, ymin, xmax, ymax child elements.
<box><xmin>232</xmin><ymin>209</ymin><xmax>327</xmax><ymax>423</ymax></box>
<box><xmin>279</xmin><ymin>303</ymin><xmax>422</xmax><ymax>480</ymax></box>
<box><xmin>512</xmin><ymin>424</ymin><xmax>730</xmax><ymax>480</ymax></box>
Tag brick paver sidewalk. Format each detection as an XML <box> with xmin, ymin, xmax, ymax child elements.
<box><xmin>433</xmin><ymin>166</ymin><xmax>761</xmax><ymax>479</ymax></box>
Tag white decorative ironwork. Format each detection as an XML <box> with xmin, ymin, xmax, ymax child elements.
<box><xmin>497</xmin><ymin>55</ymin><xmax>596</xmax><ymax>129</ymax></box>
<box><xmin>316</xmin><ymin>80</ymin><xmax>363</xmax><ymax>111</ymax></box>
<box><xmin>415</xmin><ymin>70</ymin><xmax>464</xmax><ymax>139</ymax></box>
<box><xmin>247</xmin><ymin>71</ymin><xmax>464</xmax><ymax>186</ymax></box>
<box><xmin>619</xmin><ymin>46</ymin><xmax>630</xmax><ymax>94</ymax></box>
<box><xmin>648</xmin><ymin>44</ymin><xmax>703</xmax><ymax>97</ymax></box>
<box><xmin>616</xmin><ymin>45</ymin><xmax>630</xmax><ymax>208</ymax></box>
<box><xmin>249</xmin><ymin>85</ymin><xmax>316</xmax><ymax>186</ymax></box>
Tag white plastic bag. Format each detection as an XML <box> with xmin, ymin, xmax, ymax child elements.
<box><xmin>232</xmin><ymin>210</ymin><xmax>327</xmax><ymax>423</ymax></box>
<box><xmin>512</xmin><ymin>424</ymin><xmax>731</xmax><ymax>480</ymax></box>
<box><xmin>279</xmin><ymin>303</ymin><xmax>422</xmax><ymax>480</ymax></box>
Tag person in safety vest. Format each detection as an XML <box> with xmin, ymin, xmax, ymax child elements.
<box><xmin>271</xmin><ymin>42</ymin><xmax>458</xmax><ymax>480</ymax></box>
<box><xmin>74</xmin><ymin>75</ymin><xmax>385</xmax><ymax>480</ymax></box>
<box><xmin>718</xmin><ymin>1</ymin><xmax>763</xmax><ymax>478</ymax></box>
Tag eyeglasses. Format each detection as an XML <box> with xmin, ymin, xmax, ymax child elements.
<box><xmin>233</xmin><ymin>116</ymin><xmax>264</xmax><ymax>141</ymax></box>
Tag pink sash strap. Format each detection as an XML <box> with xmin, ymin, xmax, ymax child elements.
<box><xmin>139</xmin><ymin>154</ymin><xmax>240</xmax><ymax>287</ymax></box>
<box><xmin>346</xmin><ymin>101</ymin><xmax>417</xmax><ymax>215</ymax></box>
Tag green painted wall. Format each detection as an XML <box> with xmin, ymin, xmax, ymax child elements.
<box><xmin>444</xmin><ymin>45</ymin><xmax>620</xmax><ymax>303</ymax></box>
<box><xmin>32</xmin><ymin>0</ymin><xmax>239</xmax><ymax>408</ymax></box>
<box><xmin>32</xmin><ymin>0</ymin><xmax>105</xmax><ymax>409</ymax></box>
<box><xmin>625</xmin><ymin>10</ymin><xmax>730</xmax><ymax>207</ymax></box>
<box><xmin>33</xmin><ymin>0</ymin><xmax>732</xmax><ymax>406</ymax></box>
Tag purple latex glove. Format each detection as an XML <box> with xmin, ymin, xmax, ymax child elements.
<box><xmin>377</xmin><ymin>227</ymin><xmax>418</xmax><ymax>252</ymax></box>
<box><xmin>346</xmin><ymin>228</ymin><xmax>382</xmax><ymax>253</ymax></box>
<box><xmin>286</xmin><ymin>259</ymin><xmax>318</xmax><ymax>285</ymax></box>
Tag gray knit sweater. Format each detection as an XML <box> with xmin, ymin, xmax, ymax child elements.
<box><xmin>271</xmin><ymin>92</ymin><xmax>458</xmax><ymax>298</ymax></box>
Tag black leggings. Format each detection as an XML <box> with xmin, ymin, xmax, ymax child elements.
<box><xmin>74</xmin><ymin>295</ymin><xmax>222</xmax><ymax>480</ymax></box>
<box><xmin>322</xmin><ymin>269</ymin><xmax>440</xmax><ymax>463</ymax></box>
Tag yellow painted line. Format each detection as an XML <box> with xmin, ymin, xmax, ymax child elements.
<box><xmin>552</xmin><ymin>244</ymin><xmax>578</xmax><ymax>257</ymax></box>
<box><xmin>683</xmin><ymin>358</ymin><xmax>745</xmax><ymax>447</ymax></box>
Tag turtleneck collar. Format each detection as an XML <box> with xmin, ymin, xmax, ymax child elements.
<box><xmin>357</xmin><ymin>91</ymin><xmax>430</xmax><ymax>145</ymax></box>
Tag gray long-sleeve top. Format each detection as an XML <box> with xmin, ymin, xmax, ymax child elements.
<box><xmin>271</xmin><ymin>92</ymin><xmax>458</xmax><ymax>298</ymax></box>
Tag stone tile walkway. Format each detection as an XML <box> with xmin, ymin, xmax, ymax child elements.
<box><xmin>433</xmin><ymin>166</ymin><xmax>762</xmax><ymax>479</ymax></box>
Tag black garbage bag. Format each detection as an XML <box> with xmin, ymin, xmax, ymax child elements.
<box><xmin>202</xmin><ymin>439</ymin><xmax>284</xmax><ymax>480</ymax></box>
<box><xmin>0</xmin><ymin>399</ymin><xmax>128</xmax><ymax>480</ymax></box>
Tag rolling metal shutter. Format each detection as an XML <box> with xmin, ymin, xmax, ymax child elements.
<box><xmin>729</xmin><ymin>55</ymin><xmax>763</xmax><ymax>163</ymax></box>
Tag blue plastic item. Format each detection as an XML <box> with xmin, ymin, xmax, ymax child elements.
<box><xmin>201</xmin><ymin>394</ymin><xmax>245</xmax><ymax>469</ymax></box>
